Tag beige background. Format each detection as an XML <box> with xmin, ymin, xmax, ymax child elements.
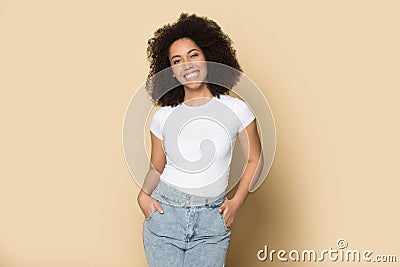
<box><xmin>0</xmin><ymin>0</ymin><xmax>399</xmax><ymax>266</ymax></box>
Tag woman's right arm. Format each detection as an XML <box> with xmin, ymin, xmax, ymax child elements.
<box><xmin>137</xmin><ymin>132</ymin><xmax>166</xmax><ymax>217</ymax></box>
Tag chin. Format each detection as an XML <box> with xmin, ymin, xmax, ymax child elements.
<box><xmin>183</xmin><ymin>81</ymin><xmax>205</xmax><ymax>91</ymax></box>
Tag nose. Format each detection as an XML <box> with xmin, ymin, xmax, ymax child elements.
<box><xmin>182</xmin><ymin>58</ymin><xmax>193</xmax><ymax>70</ymax></box>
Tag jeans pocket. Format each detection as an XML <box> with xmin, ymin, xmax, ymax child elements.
<box><xmin>145</xmin><ymin>209</ymin><xmax>158</xmax><ymax>221</ymax></box>
<box><xmin>218</xmin><ymin>211</ymin><xmax>230</xmax><ymax>232</ymax></box>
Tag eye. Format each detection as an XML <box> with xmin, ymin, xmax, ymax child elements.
<box><xmin>172</xmin><ymin>59</ymin><xmax>181</xmax><ymax>65</ymax></box>
<box><xmin>190</xmin><ymin>53</ymin><xmax>199</xmax><ymax>58</ymax></box>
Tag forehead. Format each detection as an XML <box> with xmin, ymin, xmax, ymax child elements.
<box><xmin>169</xmin><ymin>38</ymin><xmax>201</xmax><ymax>56</ymax></box>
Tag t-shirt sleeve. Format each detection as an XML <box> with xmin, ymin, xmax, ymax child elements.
<box><xmin>149</xmin><ymin>109</ymin><xmax>164</xmax><ymax>140</ymax></box>
<box><xmin>236</xmin><ymin>98</ymin><xmax>256</xmax><ymax>132</ymax></box>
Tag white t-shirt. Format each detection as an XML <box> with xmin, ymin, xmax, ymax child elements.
<box><xmin>150</xmin><ymin>94</ymin><xmax>255</xmax><ymax>197</ymax></box>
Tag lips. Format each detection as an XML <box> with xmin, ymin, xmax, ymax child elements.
<box><xmin>183</xmin><ymin>70</ymin><xmax>200</xmax><ymax>81</ymax></box>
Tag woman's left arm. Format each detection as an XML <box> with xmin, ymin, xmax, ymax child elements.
<box><xmin>218</xmin><ymin>119</ymin><xmax>264</xmax><ymax>227</ymax></box>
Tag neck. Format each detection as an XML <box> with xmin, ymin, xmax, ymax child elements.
<box><xmin>183</xmin><ymin>83</ymin><xmax>213</xmax><ymax>102</ymax></box>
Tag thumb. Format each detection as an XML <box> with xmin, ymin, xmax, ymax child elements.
<box><xmin>153</xmin><ymin>201</ymin><xmax>164</xmax><ymax>214</ymax></box>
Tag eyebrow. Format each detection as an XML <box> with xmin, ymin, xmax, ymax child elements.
<box><xmin>170</xmin><ymin>48</ymin><xmax>200</xmax><ymax>61</ymax></box>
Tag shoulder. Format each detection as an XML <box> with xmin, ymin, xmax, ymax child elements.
<box><xmin>151</xmin><ymin>104</ymin><xmax>179</xmax><ymax>122</ymax></box>
<box><xmin>218</xmin><ymin>94</ymin><xmax>237</xmax><ymax>104</ymax></box>
<box><xmin>153</xmin><ymin>104</ymin><xmax>177</xmax><ymax>115</ymax></box>
<box><xmin>149</xmin><ymin>105</ymin><xmax>179</xmax><ymax>139</ymax></box>
<box><xmin>217</xmin><ymin>94</ymin><xmax>255</xmax><ymax>132</ymax></box>
<box><xmin>218</xmin><ymin>94</ymin><xmax>252</xmax><ymax>111</ymax></box>
<box><xmin>217</xmin><ymin>94</ymin><xmax>239</xmax><ymax>109</ymax></box>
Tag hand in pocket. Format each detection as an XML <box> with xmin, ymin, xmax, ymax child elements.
<box><xmin>137</xmin><ymin>189</ymin><xmax>164</xmax><ymax>218</ymax></box>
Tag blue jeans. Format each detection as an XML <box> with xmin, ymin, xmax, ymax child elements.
<box><xmin>142</xmin><ymin>180</ymin><xmax>231</xmax><ymax>267</ymax></box>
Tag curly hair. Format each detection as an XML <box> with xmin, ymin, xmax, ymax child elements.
<box><xmin>146</xmin><ymin>13</ymin><xmax>242</xmax><ymax>107</ymax></box>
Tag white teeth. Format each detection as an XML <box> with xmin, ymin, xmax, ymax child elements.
<box><xmin>184</xmin><ymin>70</ymin><xmax>199</xmax><ymax>80</ymax></box>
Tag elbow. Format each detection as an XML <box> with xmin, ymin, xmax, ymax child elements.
<box><xmin>248</xmin><ymin>149</ymin><xmax>263</xmax><ymax>166</ymax></box>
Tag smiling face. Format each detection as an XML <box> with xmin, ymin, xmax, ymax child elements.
<box><xmin>168</xmin><ymin>38</ymin><xmax>208</xmax><ymax>91</ymax></box>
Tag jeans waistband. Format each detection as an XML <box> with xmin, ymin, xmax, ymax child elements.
<box><xmin>150</xmin><ymin>180</ymin><xmax>226</xmax><ymax>208</ymax></box>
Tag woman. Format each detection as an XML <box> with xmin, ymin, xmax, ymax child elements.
<box><xmin>137</xmin><ymin>13</ymin><xmax>263</xmax><ymax>266</ymax></box>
